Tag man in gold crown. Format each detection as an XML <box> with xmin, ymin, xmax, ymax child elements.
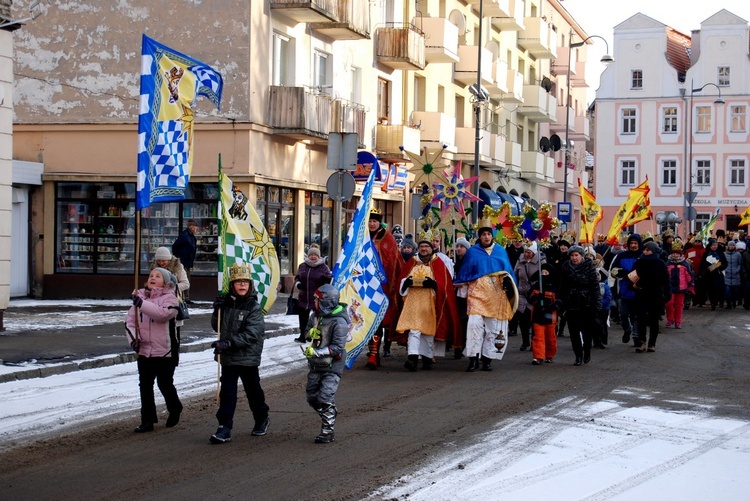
<box><xmin>208</xmin><ymin>262</ymin><xmax>270</xmax><ymax>444</ymax></box>
<box><xmin>394</xmin><ymin>229</ymin><xmax>459</xmax><ymax>371</ymax></box>
<box><xmin>454</xmin><ymin>217</ymin><xmax>518</xmax><ymax>372</ymax></box>
<box><xmin>365</xmin><ymin>207</ymin><xmax>402</xmax><ymax>368</ymax></box>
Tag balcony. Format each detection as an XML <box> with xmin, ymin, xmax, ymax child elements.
<box><xmin>310</xmin><ymin>0</ymin><xmax>370</xmax><ymax>40</ymax></box>
<box><xmin>503</xmin><ymin>70</ymin><xmax>524</xmax><ymax>103</ymax></box>
<box><xmin>505</xmin><ymin>141</ymin><xmax>522</xmax><ymax>172</ymax></box>
<box><xmin>421</xmin><ymin>17</ymin><xmax>459</xmax><ymax>64</ymax></box>
<box><xmin>521</xmin><ymin>151</ymin><xmax>546</xmax><ymax>181</ymax></box>
<box><xmin>463</xmin><ymin>0</ymin><xmax>511</xmax><ymax>17</ymax></box>
<box><xmin>455</xmin><ymin>127</ymin><xmax>491</xmax><ymax>158</ymax></box>
<box><xmin>571</xmin><ymin>115</ymin><xmax>590</xmax><ymax>140</ymax></box>
<box><xmin>270</xmin><ymin>0</ymin><xmax>337</xmax><ymax>23</ymax></box>
<box><xmin>375</xmin><ymin>124</ymin><xmax>421</xmax><ymax>161</ymax></box>
<box><xmin>268</xmin><ymin>86</ymin><xmax>332</xmax><ymax>141</ymax></box>
<box><xmin>376</xmin><ymin>23</ymin><xmax>425</xmax><ymax>70</ymax></box>
<box><xmin>518</xmin><ymin>85</ymin><xmax>555</xmax><ymax>121</ymax></box>
<box><xmin>330</xmin><ymin>99</ymin><xmax>367</xmax><ymax>147</ymax></box>
<box><xmin>489</xmin><ymin>133</ymin><xmax>507</xmax><ymax>169</ymax></box>
<box><xmin>544</xmin><ymin>155</ymin><xmax>556</xmax><ymax>182</ymax></box>
<box><xmin>454</xmin><ymin>45</ymin><xmax>493</xmax><ymax>87</ymax></box>
<box><xmin>518</xmin><ymin>17</ymin><xmax>557</xmax><ymax>59</ymax></box>
<box><xmin>491</xmin><ymin>0</ymin><xmax>524</xmax><ymax>31</ymax></box>
<box><xmin>411</xmin><ymin>111</ymin><xmax>455</xmax><ymax>147</ymax></box>
<box><xmin>488</xmin><ymin>59</ymin><xmax>509</xmax><ymax>94</ymax></box>
<box><xmin>551</xmin><ymin>105</ymin><xmax>574</xmax><ymax>133</ymax></box>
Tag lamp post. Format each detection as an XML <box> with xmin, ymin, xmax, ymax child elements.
<box><xmin>472</xmin><ymin>0</ymin><xmax>485</xmax><ymax>224</ymax></box>
<box><xmin>686</xmin><ymin>79</ymin><xmax>724</xmax><ymax>235</ymax></box>
<box><xmin>563</xmin><ymin>32</ymin><xmax>613</xmax><ymax>204</ymax></box>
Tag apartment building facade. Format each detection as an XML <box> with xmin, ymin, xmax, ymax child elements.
<box><xmin>594</xmin><ymin>9</ymin><xmax>750</xmax><ymax>239</ymax></box>
<box><xmin>11</xmin><ymin>0</ymin><xmax>595</xmax><ymax>298</ymax></box>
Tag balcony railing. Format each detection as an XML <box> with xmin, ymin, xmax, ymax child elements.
<box><xmin>310</xmin><ymin>0</ymin><xmax>370</xmax><ymax>40</ymax></box>
<box><xmin>454</xmin><ymin>45</ymin><xmax>493</xmax><ymax>87</ymax></box>
<box><xmin>331</xmin><ymin>99</ymin><xmax>366</xmax><ymax>146</ymax></box>
<box><xmin>491</xmin><ymin>0</ymin><xmax>524</xmax><ymax>31</ymax></box>
<box><xmin>268</xmin><ymin>86</ymin><xmax>332</xmax><ymax>140</ymax></box>
<box><xmin>519</xmin><ymin>17</ymin><xmax>557</xmax><ymax>59</ymax></box>
<box><xmin>376</xmin><ymin>123</ymin><xmax>422</xmax><ymax>160</ymax></box>
<box><xmin>464</xmin><ymin>0</ymin><xmax>511</xmax><ymax>17</ymax></box>
<box><xmin>504</xmin><ymin>69</ymin><xmax>524</xmax><ymax>103</ymax></box>
<box><xmin>411</xmin><ymin>111</ymin><xmax>455</xmax><ymax>147</ymax></box>
<box><xmin>572</xmin><ymin>115</ymin><xmax>590</xmax><ymax>140</ymax></box>
<box><xmin>376</xmin><ymin>23</ymin><xmax>425</xmax><ymax>70</ymax></box>
<box><xmin>455</xmin><ymin>127</ymin><xmax>490</xmax><ymax>157</ymax></box>
<box><xmin>421</xmin><ymin>17</ymin><xmax>459</xmax><ymax>64</ymax></box>
<box><xmin>518</xmin><ymin>84</ymin><xmax>556</xmax><ymax>122</ymax></box>
<box><xmin>488</xmin><ymin>59</ymin><xmax>509</xmax><ymax>94</ymax></box>
<box><xmin>521</xmin><ymin>151</ymin><xmax>546</xmax><ymax>180</ymax></box>
<box><xmin>270</xmin><ymin>0</ymin><xmax>337</xmax><ymax>23</ymax></box>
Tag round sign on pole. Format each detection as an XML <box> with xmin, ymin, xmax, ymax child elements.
<box><xmin>326</xmin><ymin>171</ymin><xmax>356</xmax><ymax>202</ymax></box>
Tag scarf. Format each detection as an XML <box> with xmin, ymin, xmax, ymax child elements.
<box><xmin>305</xmin><ymin>257</ymin><xmax>324</xmax><ymax>267</ymax></box>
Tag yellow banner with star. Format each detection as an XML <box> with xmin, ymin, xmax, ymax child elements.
<box><xmin>217</xmin><ymin>158</ymin><xmax>280</xmax><ymax>313</ymax></box>
<box><xmin>740</xmin><ymin>205</ymin><xmax>750</xmax><ymax>226</ymax></box>
<box><xmin>578</xmin><ymin>180</ymin><xmax>602</xmax><ymax>244</ymax></box>
<box><xmin>624</xmin><ymin>179</ymin><xmax>651</xmax><ymax>225</ymax></box>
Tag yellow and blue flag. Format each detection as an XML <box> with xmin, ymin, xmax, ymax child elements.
<box><xmin>137</xmin><ymin>35</ymin><xmax>223</xmax><ymax>210</ymax></box>
<box><xmin>332</xmin><ymin>168</ymin><xmax>389</xmax><ymax>369</ymax></box>
<box><xmin>217</xmin><ymin>159</ymin><xmax>280</xmax><ymax>314</ymax></box>
<box><xmin>696</xmin><ymin>207</ymin><xmax>722</xmax><ymax>245</ymax></box>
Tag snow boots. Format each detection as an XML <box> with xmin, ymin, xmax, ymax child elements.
<box><xmin>315</xmin><ymin>403</ymin><xmax>337</xmax><ymax>444</ymax></box>
<box><xmin>466</xmin><ymin>354</ymin><xmax>480</xmax><ymax>372</ymax></box>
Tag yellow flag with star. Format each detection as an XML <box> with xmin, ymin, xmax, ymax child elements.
<box><xmin>218</xmin><ymin>157</ymin><xmax>280</xmax><ymax>313</ymax></box>
<box><xmin>740</xmin><ymin>205</ymin><xmax>750</xmax><ymax>226</ymax></box>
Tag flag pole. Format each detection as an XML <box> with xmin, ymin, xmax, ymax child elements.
<box><xmin>133</xmin><ymin>210</ymin><xmax>142</xmax><ymax>348</ymax></box>
<box><xmin>216</xmin><ymin>153</ymin><xmax>223</xmax><ymax>404</ymax></box>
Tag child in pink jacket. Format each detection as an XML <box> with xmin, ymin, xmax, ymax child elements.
<box><xmin>666</xmin><ymin>241</ymin><xmax>694</xmax><ymax>329</ymax></box>
<box><xmin>126</xmin><ymin>267</ymin><xmax>180</xmax><ymax>433</ymax></box>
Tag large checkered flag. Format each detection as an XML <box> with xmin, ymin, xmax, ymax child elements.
<box><xmin>218</xmin><ymin>157</ymin><xmax>280</xmax><ymax>313</ymax></box>
<box><xmin>332</xmin><ymin>168</ymin><xmax>390</xmax><ymax>368</ymax></box>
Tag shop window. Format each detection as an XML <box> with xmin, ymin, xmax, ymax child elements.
<box><xmin>257</xmin><ymin>185</ymin><xmax>295</xmax><ymax>275</ymax></box>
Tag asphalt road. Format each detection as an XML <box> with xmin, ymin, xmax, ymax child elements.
<box><xmin>0</xmin><ymin>306</ymin><xmax>748</xmax><ymax>500</ymax></box>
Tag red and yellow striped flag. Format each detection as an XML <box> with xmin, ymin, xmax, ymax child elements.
<box><xmin>578</xmin><ymin>180</ymin><xmax>602</xmax><ymax>244</ymax></box>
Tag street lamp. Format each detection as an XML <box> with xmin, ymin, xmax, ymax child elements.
<box><xmin>685</xmin><ymin>80</ymin><xmax>724</xmax><ymax>235</ymax></box>
<box><xmin>563</xmin><ymin>33</ymin><xmax>613</xmax><ymax>204</ymax></box>
<box><xmin>472</xmin><ymin>0</ymin><xmax>486</xmax><ymax>224</ymax></box>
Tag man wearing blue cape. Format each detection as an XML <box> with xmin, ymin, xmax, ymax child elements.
<box><xmin>454</xmin><ymin>216</ymin><xmax>519</xmax><ymax>372</ymax></box>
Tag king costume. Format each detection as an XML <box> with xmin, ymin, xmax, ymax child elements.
<box><xmin>454</xmin><ymin>233</ymin><xmax>519</xmax><ymax>372</ymax></box>
<box><xmin>394</xmin><ymin>242</ymin><xmax>460</xmax><ymax>371</ymax></box>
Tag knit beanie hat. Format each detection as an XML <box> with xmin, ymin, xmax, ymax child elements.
<box><xmin>524</xmin><ymin>241</ymin><xmax>538</xmax><ymax>255</ymax></box>
<box><xmin>644</xmin><ymin>241</ymin><xmax>660</xmax><ymax>253</ymax></box>
<box><xmin>154</xmin><ymin>247</ymin><xmax>172</xmax><ymax>260</ymax></box>
<box><xmin>455</xmin><ymin>237</ymin><xmax>472</xmax><ymax>250</ymax></box>
<box><xmin>568</xmin><ymin>244</ymin><xmax>585</xmax><ymax>256</ymax></box>
<box><xmin>736</xmin><ymin>241</ymin><xmax>746</xmax><ymax>250</ymax></box>
<box><xmin>727</xmin><ymin>240</ymin><xmax>737</xmax><ymax>248</ymax></box>
<box><xmin>152</xmin><ymin>267</ymin><xmax>176</xmax><ymax>289</ymax></box>
<box><xmin>307</xmin><ymin>245</ymin><xmax>321</xmax><ymax>258</ymax></box>
<box><xmin>401</xmin><ymin>237</ymin><xmax>417</xmax><ymax>250</ymax></box>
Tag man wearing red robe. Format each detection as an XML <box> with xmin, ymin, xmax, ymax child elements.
<box><xmin>366</xmin><ymin>209</ymin><xmax>402</xmax><ymax>369</ymax></box>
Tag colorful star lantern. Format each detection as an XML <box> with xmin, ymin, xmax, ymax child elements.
<box><xmin>430</xmin><ymin>205</ymin><xmax>472</xmax><ymax>247</ymax></box>
<box><xmin>430</xmin><ymin>161</ymin><xmax>481</xmax><ymax>218</ymax></box>
<box><xmin>478</xmin><ymin>204</ymin><xmax>524</xmax><ymax>247</ymax></box>
<box><xmin>400</xmin><ymin>144</ymin><xmax>450</xmax><ymax>186</ymax></box>
<box><xmin>520</xmin><ymin>202</ymin><xmax>560</xmax><ymax>248</ymax></box>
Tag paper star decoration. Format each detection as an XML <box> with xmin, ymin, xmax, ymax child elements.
<box><xmin>400</xmin><ymin>144</ymin><xmax>450</xmax><ymax>186</ymax></box>
<box><xmin>484</xmin><ymin>203</ymin><xmax>524</xmax><ymax>246</ymax></box>
<box><xmin>430</xmin><ymin>161</ymin><xmax>481</xmax><ymax>218</ymax></box>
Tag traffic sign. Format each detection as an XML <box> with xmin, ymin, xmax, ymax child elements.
<box><xmin>326</xmin><ymin>171</ymin><xmax>356</xmax><ymax>202</ymax></box>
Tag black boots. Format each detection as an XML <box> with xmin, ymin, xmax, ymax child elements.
<box><xmin>480</xmin><ymin>356</ymin><xmax>493</xmax><ymax>371</ymax></box>
<box><xmin>466</xmin><ymin>355</ymin><xmax>480</xmax><ymax>372</ymax></box>
<box><xmin>574</xmin><ymin>356</ymin><xmax>583</xmax><ymax>366</ymax></box>
<box><xmin>421</xmin><ymin>356</ymin><xmax>433</xmax><ymax>370</ymax></box>
<box><xmin>404</xmin><ymin>354</ymin><xmax>419</xmax><ymax>372</ymax></box>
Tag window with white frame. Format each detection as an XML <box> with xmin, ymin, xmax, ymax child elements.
<box><xmin>661</xmin><ymin>160</ymin><xmax>677</xmax><ymax>186</ymax></box>
<box><xmin>695</xmin><ymin>212</ymin><xmax>711</xmax><ymax>232</ymax></box>
<box><xmin>696</xmin><ymin>106</ymin><xmax>712</xmax><ymax>133</ymax></box>
<box><xmin>695</xmin><ymin>160</ymin><xmax>711</xmax><ymax>185</ymax></box>
<box><xmin>620</xmin><ymin>160</ymin><xmax>636</xmax><ymax>186</ymax></box>
<box><xmin>662</xmin><ymin>107</ymin><xmax>678</xmax><ymax>133</ymax></box>
<box><xmin>631</xmin><ymin>70</ymin><xmax>643</xmax><ymax>89</ymax></box>
<box><xmin>730</xmin><ymin>159</ymin><xmax>746</xmax><ymax>186</ymax></box>
<box><xmin>621</xmin><ymin>108</ymin><xmax>637</xmax><ymax>134</ymax></box>
<box><xmin>272</xmin><ymin>32</ymin><xmax>293</xmax><ymax>86</ymax></box>
<box><xmin>731</xmin><ymin>105</ymin><xmax>746</xmax><ymax>132</ymax></box>
<box><xmin>314</xmin><ymin>50</ymin><xmax>331</xmax><ymax>93</ymax></box>
<box><xmin>350</xmin><ymin>66</ymin><xmax>361</xmax><ymax>104</ymax></box>
<box><xmin>718</xmin><ymin>66</ymin><xmax>730</xmax><ymax>86</ymax></box>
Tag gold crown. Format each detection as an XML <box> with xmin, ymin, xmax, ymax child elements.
<box><xmin>417</xmin><ymin>227</ymin><xmax>433</xmax><ymax>243</ymax></box>
<box><xmin>229</xmin><ymin>263</ymin><xmax>252</xmax><ymax>282</ymax></box>
<box><xmin>671</xmin><ymin>240</ymin><xmax>684</xmax><ymax>251</ymax></box>
<box><xmin>370</xmin><ymin>207</ymin><xmax>382</xmax><ymax>215</ymax></box>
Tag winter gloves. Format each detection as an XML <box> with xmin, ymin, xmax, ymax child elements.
<box><xmin>130</xmin><ymin>339</ymin><xmax>140</xmax><ymax>354</ymax></box>
<box><xmin>132</xmin><ymin>294</ymin><xmax>143</xmax><ymax>308</ymax></box>
<box><xmin>211</xmin><ymin>339</ymin><xmax>233</xmax><ymax>354</ymax></box>
<box><xmin>303</xmin><ymin>346</ymin><xmax>329</xmax><ymax>358</ymax></box>
<box><xmin>212</xmin><ymin>296</ymin><xmax>225</xmax><ymax>310</ymax></box>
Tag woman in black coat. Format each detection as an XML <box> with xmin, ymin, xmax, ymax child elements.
<box><xmin>559</xmin><ymin>245</ymin><xmax>601</xmax><ymax>366</ymax></box>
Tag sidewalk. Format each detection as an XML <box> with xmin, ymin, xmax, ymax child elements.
<box><xmin>0</xmin><ymin>294</ymin><xmax>299</xmax><ymax>383</ymax></box>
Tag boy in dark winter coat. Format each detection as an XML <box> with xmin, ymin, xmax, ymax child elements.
<box><xmin>559</xmin><ymin>245</ymin><xmax>601</xmax><ymax>366</ymax></box>
<box><xmin>302</xmin><ymin>284</ymin><xmax>350</xmax><ymax>443</ymax></box>
<box><xmin>209</xmin><ymin>263</ymin><xmax>270</xmax><ymax>444</ymax></box>
<box><xmin>632</xmin><ymin>242</ymin><xmax>672</xmax><ymax>352</ymax></box>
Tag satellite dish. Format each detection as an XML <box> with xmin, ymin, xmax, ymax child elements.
<box><xmin>540</xmin><ymin>76</ymin><xmax>553</xmax><ymax>93</ymax></box>
<box><xmin>448</xmin><ymin>10</ymin><xmax>466</xmax><ymax>37</ymax></box>
<box><xmin>539</xmin><ymin>136</ymin><xmax>551</xmax><ymax>152</ymax></box>
<box><xmin>550</xmin><ymin>134</ymin><xmax>562</xmax><ymax>151</ymax></box>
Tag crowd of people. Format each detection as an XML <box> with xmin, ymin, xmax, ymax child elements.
<box><xmin>124</xmin><ymin>212</ymin><xmax>748</xmax><ymax>445</ymax></box>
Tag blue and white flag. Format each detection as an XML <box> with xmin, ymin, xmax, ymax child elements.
<box><xmin>136</xmin><ymin>35</ymin><xmax>223</xmax><ymax>210</ymax></box>
<box><xmin>332</xmin><ymin>169</ymin><xmax>389</xmax><ymax>369</ymax></box>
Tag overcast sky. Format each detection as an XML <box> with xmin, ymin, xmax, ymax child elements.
<box><xmin>558</xmin><ymin>0</ymin><xmax>750</xmax><ymax>103</ymax></box>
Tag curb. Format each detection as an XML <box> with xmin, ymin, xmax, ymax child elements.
<box><xmin>0</xmin><ymin>326</ymin><xmax>298</xmax><ymax>383</ymax></box>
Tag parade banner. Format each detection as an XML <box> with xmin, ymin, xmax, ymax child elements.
<box><xmin>578</xmin><ymin>179</ymin><xmax>602</xmax><ymax>244</ymax></box>
<box><xmin>137</xmin><ymin>35</ymin><xmax>223</xmax><ymax>210</ymax></box>
<box><xmin>217</xmin><ymin>160</ymin><xmax>280</xmax><ymax>313</ymax></box>
<box><xmin>696</xmin><ymin>207</ymin><xmax>722</xmax><ymax>245</ymax></box>
<box><xmin>625</xmin><ymin>178</ymin><xmax>651</xmax><ymax>226</ymax></box>
<box><xmin>740</xmin><ymin>205</ymin><xmax>750</xmax><ymax>226</ymax></box>
<box><xmin>605</xmin><ymin>181</ymin><xmax>649</xmax><ymax>245</ymax></box>
<box><xmin>332</xmin><ymin>169</ymin><xmax>389</xmax><ymax>369</ymax></box>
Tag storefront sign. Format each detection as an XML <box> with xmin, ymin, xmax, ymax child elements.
<box><xmin>693</xmin><ymin>198</ymin><xmax>749</xmax><ymax>206</ymax></box>
<box><xmin>353</xmin><ymin>151</ymin><xmax>386</xmax><ymax>186</ymax></box>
